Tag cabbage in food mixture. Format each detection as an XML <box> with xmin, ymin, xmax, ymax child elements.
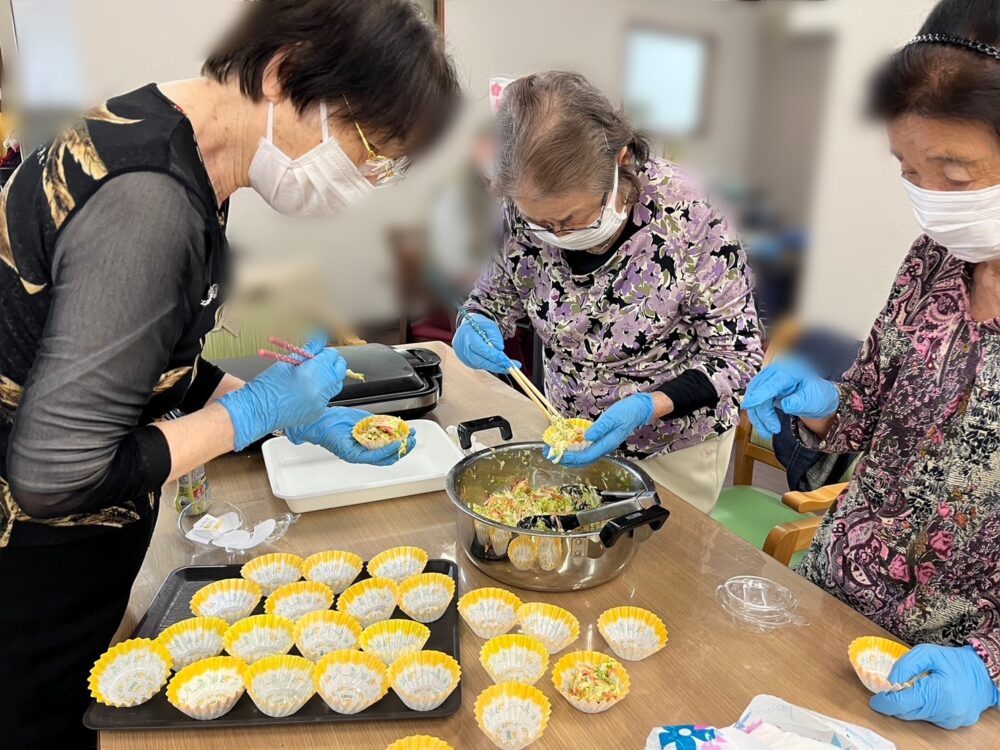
<box><xmin>472</xmin><ymin>480</ymin><xmax>601</xmax><ymax>530</ymax></box>
<box><xmin>567</xmin><ymin>659</ymin><xmax>627</xmax><ymax>703</ymax></box>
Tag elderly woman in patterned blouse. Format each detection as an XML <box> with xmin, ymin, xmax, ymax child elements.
<box><xmin>744</xmin><ymin>0</ymin><xmax>1000</xmax><ymax>730</ymax></box>
<box><xmin>452</xmin><ymin>71</ymin><xmax>762</xmax><ymax>514</ymax></box>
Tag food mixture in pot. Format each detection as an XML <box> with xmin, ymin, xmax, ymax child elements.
<box><xmin>472</xmin><ymin>480</ymin><xmax>602</xmax><ymax>530</ymax></box>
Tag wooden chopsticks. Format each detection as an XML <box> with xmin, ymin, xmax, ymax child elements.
<box><xmin>259</xmin><ymin>336</ymin><xmax>365</xmax><ymax>381</ymax></box>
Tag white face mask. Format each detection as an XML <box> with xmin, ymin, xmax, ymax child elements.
<box><xmin>530</xmin><ymin>166</ymin><xmax>629</xmax><ymax>251</ymax></box>
<box><xmin>901</xmin><ymin>177</ymin><xmax>1000</xmax><ymax>262</ymax></box>
<box><xmin>248</xmin><ymin>101</ymin><xmax>373</xmax><ymax>217</ymax></box>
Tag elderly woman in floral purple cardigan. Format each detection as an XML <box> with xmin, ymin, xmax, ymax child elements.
<box><xmin>453</xmin><ymin>71</ymin><xmax>762</xmax><ymax>513</ymax></box>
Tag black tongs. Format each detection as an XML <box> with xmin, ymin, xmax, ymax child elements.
<box><xmin>516</xmin><ymin>489</ymin><xmax>659</xmax><ymax>532</ymax></box>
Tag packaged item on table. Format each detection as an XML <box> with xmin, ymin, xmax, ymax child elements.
<box><xmin>388</xmin><ymin>650</ymin><xmax>461</xmax><ymax>712</ymax></box>
<box><xmin>552</xmin><ymin>650</ymin><xmax>630</xmax><ymax>714</ymax></box>
<box><xmin>517</xmin><ymin>602</ymin><xmax>579</xmax><ymax>653</ymax></box>
<box><xmin>398</xmin><ymin>572</ymin><xmax>455</xmax><ymax>623</ymax></box>
<box><xmin>337</xmin><ymin>576</ymin><xmax>399</xmax><ymax>627</ymax></box>
<box><xmin>475</xmin><ymin>682</ymin><xmax>551</xmax><ymax>750</ymax></box>
<box><xmin>243</xmin><ymin>654</ymin><xmax>315</xmax><ymax>718</ymax></box>
<box><xmin>458</xmin><ymin>587</ymin><xmax>522</xmax><ymax>639</ymax></box>
<box><xmin>359</xmin><ymin>620</ymin><xmax>431</xmax><ymax>665</ymax></box>
<box><xmin>174</xmin><ymin>464</ymin><xmax>213</xmax><ymax>515</ymax></box>
<box><xmin>294</xmin><ymin>610</ymin><xmax>362</xmax><ymax>661</ymax></box>
<box><xmin>479</xmin><ymin>634</ymin><xmax>549</xmax><ymax>685</ymax></box>
<box><xmin>385</xmin><ymin>737</ymin><xmax>454</xmax><ymax>750</ymax></box>
<box><xmin>156</xmin><ymin>616</ymin><xmax>229</xmax><ymax>671</ymax></box>
<box><xmin>223</xmin><ymin>614</ymin><xmax>295</xmax><ymax>664</ymax></box>
<box><xmin>303</xmin><ymin>550</ymin><xmax>364</xmax><ymax>593</ymax></box>
<box><xmin>597</xmin><ymin>606</ymin><xmax>668</xmax><ymax>662</ymax></box>
<box><xmin>166</xmin><ymin>656</ymin><xmax>246</xmax><ymax>720</ymax></box>
<box><xmin>314</xmin><ymin>649</ymin><xmax>389</xmax><ymax>714</ymax></box>
<box><xmin>353</xmin><ymin>415</ymin><xmax>412</xmax><ymax>456</ymax></box>
<box><xmin>190</xmin><ymin>578</ymin><xmax>262</xmax><ymax>624</ymax></box>
<box><xmin>265</xmin><ymin>580</ymin><xmax>334</xmax><ymax>622</ymax></box>
<box><xmin>848</xmin><ymin>636</ymin><xmax>913</xmax><ymax>693</ymax></box>
<box><xmin>367</xmin><ymin>546</ymin><xmax>429</xmax><ymax>584</ymax></box>
<box><xmin>542</xmin><ymin>418</ymin><xmax>592</xmax><ymax>463</ymax></box>
<box><xmin>89</xmin><ymin>638</ymin><xmax>173</xmax><ymax>708</ymax></box>
<box><xmin>240</xmin><ymin>552</ymin><xmax>304</xmax><ymax>595</ymax></box>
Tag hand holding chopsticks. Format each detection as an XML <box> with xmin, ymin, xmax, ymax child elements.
<box><xmin>259</xmin><ymin>336</ymin><xmax>365</xmax><ymax>381</ymax></box>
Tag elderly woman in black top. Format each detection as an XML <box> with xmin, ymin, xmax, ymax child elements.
<box><xmin>0</xmin><ymin>1</ymin><xmax>458</xmax><ymax>745</ymax></box>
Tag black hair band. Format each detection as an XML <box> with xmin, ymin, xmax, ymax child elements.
<box><xmin>904</xmin><ymin>33</ymin><xmax>1000</xmax><ymax>61</ymax></box>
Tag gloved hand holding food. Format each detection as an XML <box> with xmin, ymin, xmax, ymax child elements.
<box><xmin>453</xmin><ymin>313</ymin><xmax>520</xmax><ymax>374</ymax></box>
<box><xmin>285</xmin><ymin>408</ymin><xmax>415</xmax><ymax>466</ymax></box>
<box><xmin>740</xmin><ymin>356</ymin><xmax>840</xmax><ymax>440</ymax></box>
<box><xmin>219</xmin><ymin>334</ymin><xmax>347</xmax><ymax>450</ymax></box>
<box><xmin>553</xmin><ymin>393</ymin><xmax>655</xmax><ymax>467</ymax></box>
<box><xmin>869</xmin><ymin>644</ymin><xmax>1000</xmax><ymax>730</ymax></box>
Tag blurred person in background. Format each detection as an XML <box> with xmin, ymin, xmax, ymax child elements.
<box><xmin>454</xmin><ymin>72</ymin><xmax>762</xmax><ymax>514</ymax></box>
<box><xmin>0</xmin><ymin>0</ymin><xmax>457</xmax><ymax>746</ymax></box>
<box><xmin>742</xmin><ymin>0</ymin><xmax>1000</xmax><ymax>730</ymax></box>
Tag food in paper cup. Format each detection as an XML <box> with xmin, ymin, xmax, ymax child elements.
<box><xmin>551</xmin><ymin>650</ymin><xmax>630</xmax><ymax>713</ymax></box>
<box><xmin>360</xmin><ymin>620</ymin><xmax>431</xmax><ymax>665</ymax></box>
<box><xmin>265</xmin><ymin>580</ymin><xmax>334</xmax><ymax>622</ymax></box>
<box><xmin>240</xmin><ymin>552</ymin><xmax>304</xmax><ymax>595</ymax></box>
<box><xmin>597</xmin><ymin>606</ymin><xmax>668</xmax><ymax>662</ymax></box>
<box><xmin>458</xmin><ymin>587</ymin><xmax>523</xmax><ymax>639</ymax></box>
<box><xmin>223</xmin><ymin>614</ymin><xmax>295</xmax><ymax>664</ymax></box>
<box><xmin>313</xmin><ymin>649</ymin><xmax>389</xmax><ymax>714</ymax></box>
<box><xmin>542</xmin><ymin>418</ymin><xmax>593</xmax><ymax>463</ymax></box>
<box><xmin>303</xmin><ymin>550</ymin><xmax>364</xmax><ymax>593</ymax></box>
<box><xmin>190</xmin><ymin>578</ymin><xmax>262</xmax><ymax>624</ymax></box>
<box><xmin>517</xmin><ymin>602</ymin><xmax>579</xmax><ymax>654</ymax></box>
<box><xmin>367</xmin><ymin>546</ymin><xmax>429</xmax><ymax>585</ymax></box>
<box><xmin>398</xmin><ymin>572</ymin><xmax>455</xmax><ymax>623</ymax></box>
<box><xmin>156</xmin><ymin>616</ymin><xmax>228</xmax><ymax>671</ymax></box>
<box><xmin>848</xmin><ymin>636</ymin><xmax>913</xmax><ymax>693</ymax></box>
<box><xmin>166</xmin><ymin>656</ymin><xmax>246</xmax><ymax>720</ymax></box>
<box><xmin>294</xmin><ymin>610</ymin><xmax>362</xmax><ymax>661</ymax></box>
<box><xmin>353</xmin><ymin>415</ymin><xmax>412</xmax><ymax>456</ymax></box>
<box><xmin>506</xmin><ymin>536</ymin><xmax>537</xmax><ymax>571</ymax></box>
<box><xmin>243</xmin><ymin>654</ymin><xmax>315</xmax><ymax>718</ymax></box>
<box><xmin>388</xmin><ymin>650</ymin><xmax>461</xmax><ymax>712</ymax></box>
<box><xmin>337</xmin><ymin>576</ymin><xmax>399</xmax><ymax>627</ymax></box>
<box><xmin>385</xmin><ymin>737</ymin><xmax>454</xmax><ymax>750</ymax></box>
<box><xmin>89</xmin><ymin>638</ymin><xmax>173</xmax><ymax>708</ymax></box>
<box><xmin>475</xmin><ymin>681</ymin><xmax>551</xmax><ymax>750</ymax></box>
<box><xmin>479</xmin><ymin>634</ymin><xmax>549</xmax><ymax>685</ymax></box>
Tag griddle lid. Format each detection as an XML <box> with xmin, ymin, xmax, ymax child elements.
<box><xmin>336</xmin><ymin>343</ymin><xmax>425</xmax><ymax>399</ymax></box>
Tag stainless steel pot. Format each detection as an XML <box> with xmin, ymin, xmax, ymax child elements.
<box><xmin>446</xmin><ymin>418</ymin><xmax>669</xmax><ymax>591</ymax></box>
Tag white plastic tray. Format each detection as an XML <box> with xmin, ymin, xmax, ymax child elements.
<box><xmin>262</xmin><ymin>419</ymin><xmax>466</xmax><ymax>513</ymax></box>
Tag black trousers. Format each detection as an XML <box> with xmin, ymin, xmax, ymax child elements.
<box><xmin>0</xmin><ymin>509</ymin><xmax>157</xmax><ymax>750</ymax></box>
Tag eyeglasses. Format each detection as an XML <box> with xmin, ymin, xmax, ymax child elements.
<box><xmin>511</xmin><ymin>190</ymin><xmax>609</xmax><ymax>236</ymax></box>
<box><xmin>344</xmin><ymin>96</ymin><xmax>410</xmax><ymax>186</ymax></box>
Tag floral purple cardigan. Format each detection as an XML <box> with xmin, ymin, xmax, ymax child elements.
<box><xmin>466</xmin><ymin>158</ymin><xmax>762</xmax><ymax>459</ymax></box>
<box><xmin>798</xmin><ymin>236</ymin><xmax>1000</xmax><ymax>685</ymax></box>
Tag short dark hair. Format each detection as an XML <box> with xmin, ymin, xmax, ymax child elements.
<box><xmin>203</xmin><ymin>0</ymin><xmax>460</xmax><ymax>155</ymax></box>
<box><xmin>870</xmin><ymin>0</ymin><xmax>1000</xmax><ymax>138</ymax></box>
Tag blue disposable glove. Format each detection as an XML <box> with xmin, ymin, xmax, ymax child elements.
<box><xmin>740</xmin><ymin>357</ymin><xmax>839</xmax><ymax>440</ymax></box>
<box><xmin>870</xmin><ymin>644</ymin><xmax>1000</xmax><ymax>729</ymax></box>
<box><xmin>219</xmin><ymin>334</ymin><xmax>347</xmax><ymax>451</ymax></box>
<box><xmin>285</xmin><ymin>407</ymin><xmax>416</xmax><ymax>466</ymax></box>
<box><xmin>553</xmin><ymin>393</ymin><xmax>655</xmax><ymax>467</ymax></box>
<box><xmin>453</xmin><ymin>313</ymin><xmax>520</xmax><ymax>374</ymax></box>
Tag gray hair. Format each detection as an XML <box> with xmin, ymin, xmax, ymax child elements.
<box><xmin>494</xmin><ymin>71</ymin><xmax>651</xmax><ymax>201</ymax></box>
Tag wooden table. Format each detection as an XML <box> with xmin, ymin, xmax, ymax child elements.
<box><xmin>103</xmin><ymin>342</ymin><xmax>995</xmax><ymax>749</ymax></box>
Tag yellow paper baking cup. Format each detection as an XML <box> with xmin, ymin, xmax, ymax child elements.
<box><xmin>517</xmin><ymin>603</ymin><xmax>579</xmax><ymax>654</ymax></box>
<box><xmin>849</xmin><ymin>636</ymin><xmax>913</xmax><ymax>693</ymax></box>
<box><xmin>542</xmin><ymin>418</ymin><xmax>593</xmax><ymax>463</ymax></box>
<box><xmin>479</xmin><ymin>634</ymin><xmax>550</xmax><ymax>685</ymax></box>
<box><xmin>458</xmin><ymin>587</ymin><xmax>523</xmax><ymax>639</ymax></box>
<box><xmin>353</xmin><ymin>415</ymin><xmax>412</xmax><ymax>454</ymax></box>
<box><xmin>337</xmin><ymin>576</ymin><xmax>399</xmax><ymax>627</ymax></box>
<box><xmin>240</xmin><ymin>552</ymin><xmax>305</xmax><ymax>595</ymax></box>
<box><xmin>551</xmin><ymin>650</ymin><xmax>630</xmax><ymax>713</ymax></box>
<box><xmin>385</xmin><ymin>737</ymin><xmax>454</xmax><ymax>750</ymax></box>
<box><xmin>488</xmin><ymin>527</ymin><xmax>513</xmax><ymax>557</ymax></box>
<box><xmin>367</xmin><ymin>546</ymin><xmax>429</xmax><ymax>584</ymax></box>
<box><xmin>89</xmin><ymin>638</ymin><xmax>173</xmax><ymax>708</ymax></box>
<box><xmin>398</xmin><ymin>573</ymin><xmax>456</xmax><ymax>624</ymax></box>
<box><xmin>534</xmin><ymin>537</ymin><xmax>562</xmax><ymax>572</ymax></box>
<box><xmin>265</xmin><ymin>580</ymin><xmax>335</xmax><ymax>622</ymax></box>
<box><xmin>157</xmin><ymin>616</ymin><xmax>229</xmax><ymax>671</ymax></box>
<box><xmin>294</xmin><ymin>610</ymin><xmax>363</xmax><ymax>661</ymax></box>
<box><xmin>506</xmin><ymin>536</ymin><xmax>537</xmax><ymax>571</ymax></box>
<box><xmin>223</xmin><ymin>614</ymin><xmax>295</xmax><ymax>664</ymax></box>
<box><xmin>244</xmin><ymin>654</ymin><xmax>315</xmax><ymax>718</ymax></box>
<box><xmin>303</xmin><ymin>550</ymin><xmax>364</xmax><ymax>593</ymax></box>
<box><xmin>360</xmin><ymin>620</ymin><xmax>431</xmax><ymax>665</ymax></box>
<box><xmin>475</xmin><ymin>682</ymin><xmax>551</xmax><ymax>750</ymax></box>
<box><xmin>190</xmin><ymin>578</ymin><xmax>262</xmax><ymax>624</ymax></box>
<box><xmin>388</xmin><ymin>650</ymin><xmax>461</xmax><ymax>712</ymax></box>
<box><xmin>313</xmin><ymin>649</ymin><xmax>389</xmax><ymax>714</ymax></box>
<box><xmin>166</xmin><ymin>656</ymin><xmax>246</xmax><ymax>720</ymax></box>
<box><xmin>597</xmin><ymin>606</ymin><xmax>668</xmax><ymax>662</ymax></box>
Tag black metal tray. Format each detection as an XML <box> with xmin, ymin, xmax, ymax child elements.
<box><xmin>84</xmin><ymin>560</ymin><xmax>461</xmax><ymax>731</ymax></box>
